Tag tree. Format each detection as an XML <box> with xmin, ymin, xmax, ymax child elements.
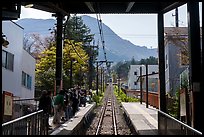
<box><xmin>23</xmin><ymin>33</ymin><xmax>54</xmax><ymax>60</ymax></box>
<box><xmin>140</xmin><ymin>56</ymin><xmax>158</xmax><ymax>65</ymax></box>
<box><xmin>35</xmin><ymin>39</ymin><xmax>89</xmax><ymax>93</ymax></box>
<box><xmin>64</xmin><ymin>14</ymin><xmax>94</xmax><ymax>45</ymax></box>
<box><xmin>64</xmin><ymin>15</ymin><xmax>96</xmax><ymax>89</ymax></box>
<box><xmin>130</xmin><ymin>57</ymin><xmax>138</xmax><ymax>65</ymax></box>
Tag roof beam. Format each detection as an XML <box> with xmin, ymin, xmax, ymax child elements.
<box><xmin>47</xmin><ymin>2</ymin><xmax>70</xmax><ymax>16</ymax></box>
<box><xmin>161</xmin><ymin>2</ymin><xmax>186</xmax><ymax>13</ymax></box>
<box><xmin>85</xmin><ymin>2</ymin><xmax>95</xmax><ymax>12</ymax></box>
<box><xmin>126</xmin><ymin>2</ymin><xmax>135</xmax><ymax>12</ymax></box>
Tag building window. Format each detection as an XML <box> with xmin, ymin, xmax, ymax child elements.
<box><xmin>2</xmin><ymin>50</ymin><xmax>14</xmax><ymax>71</ymax></box>
<box><xmin>22</xmin><ymin>71</ymin><xmax>32</xmax><ymax>90</ymax></box>
<box><xmin>134</xmin><ymin>71</ymin><xmax>137</xmax><ymax>75</ymax></box>
<box><xmin>134</xmin><ymin>82</ymin><xmax>137</xmax><ymax>85</ymax></box>
<box><xmin>22</xmin><ymin>71</ymin><xmax>26</xmax><ymax>86</ymax></box>
<box><xmin>27</xmin><ymin>74</ymin><xmax>32</xmax><ymax>90</ymax></box>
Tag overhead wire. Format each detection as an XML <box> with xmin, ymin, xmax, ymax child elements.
<box><xmin>95</xmin><ymin>4</ymin><xmax>111</xmax><ymax>74</ymax></box>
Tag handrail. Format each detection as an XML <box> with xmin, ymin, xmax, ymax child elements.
<box><xmin>158</xmin><ymin>110</ymin><xmax>202</xmax><ymax>135</ymax></box>
<box><xmin>2</xmin><ymin>109</ymin><xmax>47</xmax><ymax>135</ymax></box>
<box><xmin>13</xmin><ymin>97</ymin><xmax>40</xmax><ymax>101</ymax></box>
<box><xmin>2</xmin><ymin>110</ymin><xmax>43</xmax><ymax>126</ymax></box>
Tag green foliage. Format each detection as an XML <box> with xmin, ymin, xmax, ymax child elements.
<box><xmin>35</xmin><ymin>39</ymin><xmax>89</xmax><ymax>91</ymax></box>
<box><xmin>139</xmin><ymin>56</ymin><xmax>158</xmax><ymax>65</ymax></box>
<box><xmin>92</xmin><ymin>91</ymin><xmax>104</xmax><ymax>106</ymax></box>
<box><xmin>114</xmin><ymin>86</ymin><xmax>139</xmax><ymax>103</ymax></box>
<box><xmin>167</xmin><ymin>88</ymin><xmax>179</xmax><ymax>119</ymax></box>
<box><xmin>180</xmin><ymin>70</ymin><xmax>189</xmax><ymax>89</ymax></box>
<box><xmin>64</xmin><ymin>15</ymin><xmax>94</xmax><ymax>44</ymax></box>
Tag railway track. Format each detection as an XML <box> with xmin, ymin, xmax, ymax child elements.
<box><xmin>95</xmin><ymin>85</ymin><xmax>118</xmax><ymax>135</ymax></box>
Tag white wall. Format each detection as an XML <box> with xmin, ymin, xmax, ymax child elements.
<box><xmin>2</xmin><ymin>21</ymin><xmax>24</xmax><ymax>97</ymax></box>
<box><xmin>128</xmin><ymin>65</ymin><xmax>159</xmax><ymax>90</ymax></box>
<box><xmin>2</xmin><ymin>21</ymin><xmax>35</xmax><ymax>99</ymax></box>
<box><xmin>21</xmin><ymin>50</ymin><xmax>35</xmax><ymax>98</ymax></box>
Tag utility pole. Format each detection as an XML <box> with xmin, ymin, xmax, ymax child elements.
<box><xmin>96</xmin><ymin>60</ymin><xmax>113</xmax><ymax>95</ymax></box>
<box><xmin>96</xmin><ymin>62</ymin><xmax>99</xmax><ymax>95</ymax></box>
<box><xmin>87</xmin><ymin>44</ymin><xmax>98</xmax><ymax>90</ymax></box>
<box><xmin>146</xmin><ymin>64</ymin><xmax>148</xmax><ymax>108</ymax></box>
<box><xmin>70</xmin><ymin>58</ymin><xmax>73</xmax><ymax>88</ymax></box>
<box><xmin>146</xmin><ymin>64</ymin><xmax>149</xmax><ymax>108</ymax></box>
<box><xmin>103</xmin><ymin>68</ymin><xmax>105</xmax><ymax>92</ymax></box>
<box><xmin>140</xmin><ymin>66</ymin><xmax>143</xmax><ymax>104</ymax></box>
<box><xmin>175</xmin><ymin>7</ymin><xmax>179</xmax><ymax>27</ymax></box>
<box><xmin>55</xmin><ymin>13</ymin><xmax>63</xmax><ymax>95</ymax></box>
<box><xmin>101</xmin><ymin>67</ymin><xmax>103</xmax><ymax>93</ymax></box>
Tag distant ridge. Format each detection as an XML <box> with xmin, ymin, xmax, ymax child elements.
<box><xmin>16</xmin><ymin>16</ymin><xmax>157</xmax><ymax>62</ymax></box>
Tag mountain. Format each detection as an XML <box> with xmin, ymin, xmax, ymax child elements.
<box><xmin>16</xmin><ymin>18</ymin><xmax>56</xmax><ymax>36</ymax></box>
<box><xmin>81</xmin><ymin>15</ymin><xmax>158</xmax><ymax>62</ymax></box>
<box><xmin>16</xmin><ymin>16</ymin><xmax>158</xmax><ymax>62</ymax></box>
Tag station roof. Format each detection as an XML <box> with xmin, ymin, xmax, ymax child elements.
<box><xmin>2</xmin><ymin>1</ymin><xmax>187</xmax><ymax>20</ymax></box>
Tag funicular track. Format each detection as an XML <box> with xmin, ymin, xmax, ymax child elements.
<box><xmin>95</xmin><ymin>85</ymin><xmax>118</xmax><ymax>135</ymax></box>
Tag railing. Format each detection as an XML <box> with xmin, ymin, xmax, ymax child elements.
<box><xmin>158</xmin><ymin>110</ymin><xmax>202</xmax><ymax>135</ymax></box>
<box><xmin>142</xmin><ymin>91</ymin><xmax>158</xmax><ymax>108</ymax></box>
<box><xmin>2</xmin><ymin>97</ymin><xmax>40</xmax><ymax>123</ymax></box>
<box><xmin>12</xmin><ymin>98</ymin><xmax>39</xmax><ymax>120</ymax></box>
<box><xmin>124</xmin><ymin>89</ymin><xmax>159</xmax><ymax>108</ymax></box>
<box><xmin>2</xmin><ymin>110</ymin><xmax>48</xmax><ymax>135</ymax></box>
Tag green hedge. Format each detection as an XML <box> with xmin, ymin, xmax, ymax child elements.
<box><xmin>92</xmin><ymin>91</ymin><xmax>104</xmax><ymax>106</ymax></box>
<box><xmin>114</xmin><ymin>86</ymin><xmax>139</xmax><ymax>103</ymax></box>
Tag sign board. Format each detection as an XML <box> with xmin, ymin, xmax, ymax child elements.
<box><xmin>3</xmin><ymin>91</ymin><xmax>13</xmax><ymax>116</ymax></box>
<box><xmin>180</xmin><ymin>89</ymin><xmax>186</xmax><ymax>116</ymax></box>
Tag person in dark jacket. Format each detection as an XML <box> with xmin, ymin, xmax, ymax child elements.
<box><xmin>72</xmin><ymin>89</ymin><xmax>79</xmax><ymax>116</ymax></box>
<box><xmin>38</xmin><ymin>90</ymin><xmax>52</xmax><ymax>129</ymax></box>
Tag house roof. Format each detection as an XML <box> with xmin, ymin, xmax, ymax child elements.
<box><xmin>164</xmin><ymin>27</ymin><xmax>202</xmax><ymax>36</ymax></box>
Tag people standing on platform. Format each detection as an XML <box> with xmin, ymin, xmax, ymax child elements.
<box><xmin>86</xmin><ymin>91</ymin><xmax>92</xmax><ymax>104</ymax></box>
<box><xmin>89</xmin><ymin>89</ymin><xmax>93</xmax><ymax>98</ymax></box>
<box><xmin>46</xmin><ymin>90</ymin><xmax>53</xmax><ymax>125</ymax></box>
<box><xmin>80</xmin><ymin>89</ymin><xmax>86</xmax><ymax>107</ymax></box>
<box><xmin>72</xmin><ymin>88</ymin><xmax>79</xmax><ymax>116</ymax></box>
<box><xmin>52</xmin><ymin>89</ymin><xmax>65</xmax><ymax>125</ymax></box>
<box><xmin>76</xmin><ymin>87</ymin><xmax>81</xmax><ymax>111</ymax></box>
<box><xmin>68</xmin><ymin>89</ymin><xmax>74</xmax><ymax>118</ymax></box>
<box><xmin>38</xmin><ymin>90</ymin><xmax>52</xmax><ymax>130</ymax></box>
<box><xmin>62</xmin><ymin>89</ymin><xmax>70</xmax><ymax>121</ymax></box>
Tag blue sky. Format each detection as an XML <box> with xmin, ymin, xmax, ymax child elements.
<box><xmin>18</xmin><ymin>3</ymin><xmax>202</xmax><ymax>49</ymax></box>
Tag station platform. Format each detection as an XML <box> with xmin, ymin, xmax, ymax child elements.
<box><xmin>49</xmin><ymin>102</ymin><xmax>96</xmax><ymax>135</ymax></box>
<box><xmin>121</xmin><ymin>102</ymin><xmax>158</xmax><ymax>135</ymax></box>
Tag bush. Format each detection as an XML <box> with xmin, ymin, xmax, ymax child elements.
<box><xmin>92</xmin><ymin>91</ymin><xmax>104</xmax><ymax>106</ymax></box>
<box><xmin>114</xmin><ymin>85</ymin><xmax>139</xmax><ymax>103</ymax></box>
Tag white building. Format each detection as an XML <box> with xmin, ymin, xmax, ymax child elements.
<box><xmin>128</xmin><ymin>65</ymin><xmax>159</xmax><ymax>92</ymax></box>
<box><xmin>2</xmin><ymin>21</ymin><xmax>35</xmax><ymax>99</ymax></box>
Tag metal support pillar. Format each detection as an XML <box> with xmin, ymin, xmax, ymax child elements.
<box><xmin>146</xmin><ymin>64</ymin><xmax>148</xmax><ymax>108</ymax></box>
<box><xmin>175</xmin><ymin>8</ymin><xmax>179</xmax><ymax>27</ymax></box>
<box><xmin>140</xmin><ymin>66</ymin><xmax>143</xmax><ymax>104</ymax></box>
<box><xmin>96</xmin><ymin>62</ymin><xmax>99</xmax><ymax>95</ymax></box>
<box><xmin>103</xmin><ymin>69</ymin><xmax>105</xmax><ymax>92</ymax></box>
<box><xmin>101</xmin><ymin>67</ymin><xmax>103</xmax><ymax>93</ymax></box>
<box><xmin>158</xmin><ymin>12</ymin><xmax>166</xmax><ymax>112</ymax></box>
<box><xmin>70</xmin><ymin>58</ymin><xmax>73</xmax><ymax>88</ymax></box>
<box><xmin>55</xmin><ymin>13</ymin><xmax>63</xmax><ymax>95</ymax></box>
<box><xmin>187</xmin><ymin>2</ymin><xmax>202</xmax><ymax>132</ymax></box>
